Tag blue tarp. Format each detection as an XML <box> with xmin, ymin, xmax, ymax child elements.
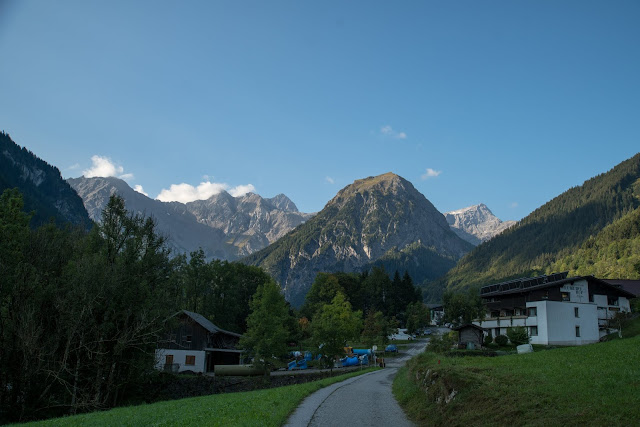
<box><xmin>353</xmin><ymin>349</ymin><xmax>371</xmax><ymax>355</ymax></box>
<box><xmin>341</xmin><ymin>356</ymin><xmax>359</xmax><ymax>367</ymax></box>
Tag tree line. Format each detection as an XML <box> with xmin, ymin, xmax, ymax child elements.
<box><xmin>0</xmin><ymin>189</ymin><xmax>432</xmax><ymax>422</ymax></box>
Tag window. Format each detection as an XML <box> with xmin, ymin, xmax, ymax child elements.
<box><xmin>542</xmin><ymin>290</ymin><xmax>549</xmax><ymax>300</ymax></box>
<box><xmin>607</xmin><ymin>296</ymin><xmax>619</xmax><ymax>306</ymax></box>
<box><xmin>561</xmin><ymin>292</ymin><xmax>570</xmax><ymax>302</ymax></box>
<box><xmin>574</xmin><ymin>307</ymin><xmax>579</xmax><ymax>318</ymax></box>
<box><xmin>528</xmin><ymin>307</ymin><xmax>537</xmax><ymax>317</ymax></box>
<box><xmin>165</xmin><ymin>355</ymin><xmax>174</xmax><ymax>365</ymax></box>
<box><xmin>575</xmin><ymin>326</ymin><xmax>580</xmax><ymax>338</ymax></box>
<box><xmin>529</xmin><ymin>326</ymin><xmax>538</xmax><ymax>336</ymax></box>
<box><xmin>185</xmin><ymin>355</ymin><xmax>196</xmax><ymax>366</ymax></box>
<box><xmin>186</xmin><ymin>335</ymin><xmax>192</xmax><ymax>342</ymax></box>
<box><xmin>495</xmin><ymin>328</ymin><xmax>500</xmax><ymax>336</ymax></box>
<box><xmin>589</xmin><ymin>293</ymin><xmax>594</xmax><ymax>303</ymax></box>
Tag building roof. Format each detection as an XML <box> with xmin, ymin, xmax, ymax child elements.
<box><xmin>602</xmin><ymin>279</ymin><xmax>640</xmax><ymax>297</ymax></box>
<box><xmin>452</xmin><ymin>323</ymin><xmax>485</xmax><ymax>332</ymax></box>
<box><xmin>480</xmin><ymin>273</ymin><xmax>636</xmax><ymax>299</ymax></box>
<box><xmin>177</xmin><ymin>310</ymin><xmax>243</xmax><ymax>338</ymax></box>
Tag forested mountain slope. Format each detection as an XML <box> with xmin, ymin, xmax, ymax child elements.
<box><xmin>550</xmin><ymin>206</ymin><xmax>640</xmax><ymax>279</ymax></box>
<box><xmin>0</xmin><ymin>132</ymin><xmax>92</xmax><ymax>228</ymax></box>
<box><xmin>425</xmin><ymin>153</ymin><xmax>640</xmax><ymax>301</ymax></box>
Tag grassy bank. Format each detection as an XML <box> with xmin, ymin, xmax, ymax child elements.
<box><xmin>26</xmin><ymin>368</ymin><xmax>378</xmax><ymax>427</ymax></box>
<box><xmin>393</xmin><ymin>334</ymin><xmax>640</xmax><ymax>426</ymax></box>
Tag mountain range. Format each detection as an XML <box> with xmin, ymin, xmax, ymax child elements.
<box><xmin>243</xmin><ymin>172</ymin><xmax>475</xmax><ymax>306</ymax></box>
<box><xmin>68</xmin><ymin>176</ymin><xmax>312</xmax><ymax>260</ymax></box>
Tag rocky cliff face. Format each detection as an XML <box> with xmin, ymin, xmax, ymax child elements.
<box><xmin>243</xmin><ymin>172</ymin><xmax>473</xmax><ymax>306</ymax></box>
<box><xmin>185</xmin><ymin>192</ymin><xmax>313</xmax><ymax>257</ymax></box>
<box><xmin>444</xmin><ymin>204</ymin><xmax>515</xmax><ymax>245</ymax></box>
<box><xmin>67</xmin><ymin>176</ymin><xmax>312</xmax><ymax>260</ymax></box>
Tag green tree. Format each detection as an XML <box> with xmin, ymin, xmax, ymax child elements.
<box><xmin>240</xmin><ymin>280</ymin><xmax>292</xmax><ymax>373</ymax></box>
<box><xmin>405</xmin><ymin>301</ymin><xmax>430</xmax><ymax>335</ymax></box>
<box><xmin>361</xmin><ymin>310</ymin><xmax>388</xmax><ymax>348</ymax></box>
<box><xmin>312</xmin><ymin>292</ymin><xmax>362</xmax><ymax>373</ymax></box>
<box><xmin>442</xmin><ymin>289</ymin><xmax>485</xmax><ymax>326</ymax></box>
<box><xmin>506</xmin><ymin>326</ymin><xmax>529</xmax><ymax>345</ymax></box>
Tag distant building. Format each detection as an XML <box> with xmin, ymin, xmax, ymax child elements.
<box><xmin>477</xmin><ymin>272</ymin><xmax>634</xmax><ymax>346</ymax></box>
<box><xmin>155</xmin><ymin>310</ymin><xmax>243</xmax><ymax>374</ymax></box>
<box><xmin>426</xmin><ymin>304</ymin><xmax>444</xmax><ymax>326</ymax></box>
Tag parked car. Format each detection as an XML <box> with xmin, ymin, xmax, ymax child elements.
<box><xmin>424</xmin><ymin>329</ymin><xmax>432</xmax><ymax>335</ymax></box>
<box><xmin>385</xmin><ymin>344</ymin><xmax>398</xmax><ymax>352</ymax></box>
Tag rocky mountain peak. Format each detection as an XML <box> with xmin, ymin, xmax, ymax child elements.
<box><xmin>267</xmin><ymin>193</ymin><xmax>299</xmax><ymax>213</ymax></box>
<box><xmin>244</xmin><ymin>172</ymin><xmax>473</xmax><ymax>306</ymax></box>
<box><xmin>445</xmin><ymin>204</ymin><xmax>515</xmax><ymax>245</ymax></box>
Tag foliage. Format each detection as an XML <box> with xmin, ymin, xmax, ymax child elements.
<box><xmin>550</xmin><ymin>207</ymin><xmax>640</xmax><ymax>280</ymax></box>
<box><xmin>395</xmin><ymin>335</ymin><xmax>640</xmax><ymax>426</ymax></box>
<box><xmin>361</xmin><ymin>310</ymin><xmax>389</xmax><ymax>348</ymax></box>
<box><xmin>28</xmin><ymin>368</ymin><xmax>378</xmax><ymax>427</ymax></box>
<box><xmin>404</xmin><ymin>301</ymin><xmax>430</xmax><ymax>335</ymax></box>
<box><xmin>0</xmin><ymin>192</ymin><xmax>178</xmax><ymax>423</ymax></box>
<box><xmin>426</xmin><ymin>153</ymin><xmax>640</xmax><ymax>300</ymax></box>
<box><xmin>173</xmin><ymin>251</ymin><xmax>272</xmax><ymax>333</ymax></box>
<box><xmin>442</xmin><ymin>289</ymin><xmax>485</xmax><ymax>326</ymax></box>
<box><xmin>427</xmin><ymin>332</ymin><xmax>456</xmax><ymax>353</ymax></box>
<box><xmin>484</xmin><ymin>331</ymin><xmax>493</xmax><ymax>346</ymax></box>
<box><xmin>506</xmin><ymin>326</ymin><xmax>529</xmax><ymax>345</ymax></box>
<box><xmin>239</xmin><ymin>280</ymin><xmax>294</xmax><ymax>372</ymax></box>
<box><xmin>311</xmin><ymin>292</ymin><xmax>363</xmax><ymax>371</ymax></box>
<box><xmin>494</xmin><ymin>335</ymin><xmax>509</xmax><ymax>346</ymax></box>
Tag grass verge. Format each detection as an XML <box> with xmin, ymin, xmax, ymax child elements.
<box><xmin>26</xmin><ymin>368</ymin><xmax>379</xmax><ymax>427</ymax></box>
<box><xmin>393</xmin><ymin>334</ymin><xmax>640</xmax><ymax>426</ymax></box>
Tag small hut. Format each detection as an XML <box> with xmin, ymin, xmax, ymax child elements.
<box><xmin>452</xmin><ymin>324</ymin><xmax>484</xmax><ymax>350</ymax></box>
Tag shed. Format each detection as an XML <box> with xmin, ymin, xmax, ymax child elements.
<box><xmin>453</xmin><ymin>324</ymin><xmax>485</xmax><ymax>349</ymax></box>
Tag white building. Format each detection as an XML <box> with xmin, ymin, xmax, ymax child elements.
<box><xmin>477</xmin><ymin>273</ymin><xmax>634</xmax><ymax>345</ymax></box>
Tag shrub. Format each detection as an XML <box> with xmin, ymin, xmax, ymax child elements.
<box><xmin>507</xmin><ymin>326</ymin><xmax>529</xmax><ymax>345</ymax></box>
<box><xmin>484</xmin><ymin>332</ymin><xmax>493</xmax><ymax>346</ymax></box>
<box><xmin>495</xmin><ymin>335</ymin><xmax>509</xmax><ymax>346</ymax></box>
<box><xmin>427</xmin><ymin>333</ymin><xmax>456</xmax><ymax>353</ymax></box>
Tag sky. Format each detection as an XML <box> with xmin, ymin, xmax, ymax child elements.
<box><xmin>1</xmin><ymin>1</ymin><xmax>639</xmax><ymax>220</ymax></box>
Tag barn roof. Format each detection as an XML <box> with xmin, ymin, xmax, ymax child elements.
<box><xmin>177</xmin><ymin>310</ymin><xmax>243</xmax><ymax>338</ymax></box>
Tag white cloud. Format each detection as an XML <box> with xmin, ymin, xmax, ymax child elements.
<box><xmin>134</xmin><ymin>185</ymin><xmax>148</xmax><ymax>197</ymax></box>
<box><xmin>380</xmin><ymin>125</ymin><xmax>407</xmax><ymax>140</ymax></box>
<box><xmin>421</xmin><ymin>168</ymin><xmax>442</xmax><ymax>180</ymax></box>
<box><xmin>156</xmin><ymin>181</ymin><xmax>256</xmax><ymax>203</ymax></box>
<box><xmin>229</xmin><ymin>184</ymin><xmax>256</xmax><ymax>197</ymax></box>
<box><xmin>325</xmin><ymin>176</ymin><xmax>335</xmax><ymax>184</ymax></box>
<box><xmin>67</xmin><ymin>163</ymin><xmax>80</xmax><ymax>170</ymax></box>
<box><xmin>83</xmin><ymin>155</ymin><xmax>133</xmax><ymax>180</ymax></box>
<box><xmin>510</xmin><ymin>202</ymin><xmax>519</xmax><ymax>208</ymax></box>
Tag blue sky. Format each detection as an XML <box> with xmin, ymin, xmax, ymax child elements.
<box><xmin>1</xmin><ymin>1</ymin><xmax>639</xmax><ymax>220</ymax></box>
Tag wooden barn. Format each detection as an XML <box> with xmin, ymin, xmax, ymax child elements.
<box><xmin>155</xmin><ymin>310</ymin><xmax>243</xmax><ymax>373</ymax></box>
<box><xmin>453</xmin><ymin>324</ymin><xmax>485</xmax><ymax>349</ymax></box>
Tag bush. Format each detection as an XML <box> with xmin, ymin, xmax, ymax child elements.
<box><xmin>427</xmin><ymin>333</ymin><xmax>456</xmax><ymax>353</ymax></box>
<box><xmin>495</xmin><ymin>335</ymin><xmax>509</xmax><ymax>346</ymax></box>
<box><xmin>484</xmin><ymin>332</ymin><xmax>493</xmax><ymax>346</ymax></box>
<box><xmin>507</xmin><ymin>326</ymin><xmax>529</xmax><ymax>345</ymax></box>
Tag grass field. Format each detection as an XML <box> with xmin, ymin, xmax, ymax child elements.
<box><xmin>393</xmin><ymin>320</ymin><xmax>640</xmax><ymax>426</ymax></box>
<box><xmin>25</xmin><ymin>368</ymin><xmax>378</xmax><ymax>427</ymax></box>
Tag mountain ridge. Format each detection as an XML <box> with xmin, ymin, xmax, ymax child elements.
<box><xmin>243</xmin><ymin>172</ymin><xmax>473</xmax><ymax>306</ymax></box>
